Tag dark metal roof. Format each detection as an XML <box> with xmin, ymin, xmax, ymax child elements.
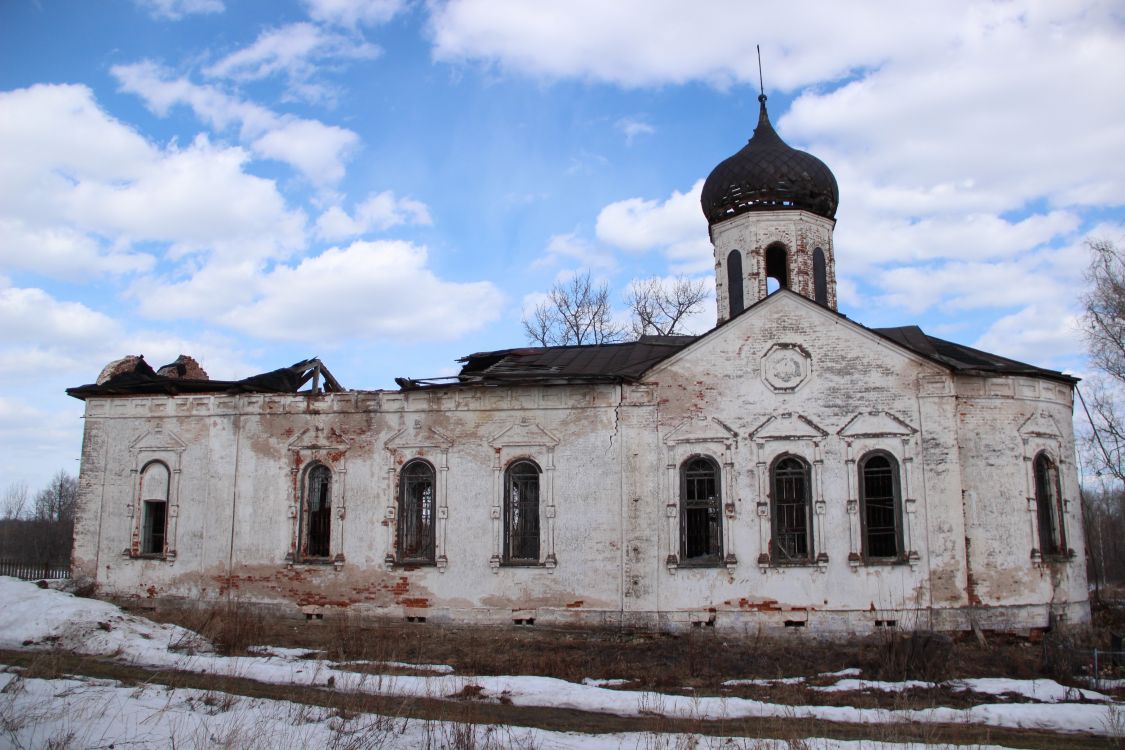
<box><xmin>445</xmin><ymin>337</ymin><xmax>698</xmax><ymax>387</ymax></box>
<box><xmin>701</xmin><ymin>95</ymin><xmax>839</xmax><ymax>226</ymax></box>
<box><xmin>436</xmin><ymin>310</ymin><xmax>1075</xmax><ymax>388</ymax></box>
<box><xmin>66</xmin><ymin>357</ymin><xmax>344</xmax><ymax>400</ymax></box>
<box><xmin>872</xmin><ymin>326</ymin><xmax>1078</xmax><ymax>384</ymax></box>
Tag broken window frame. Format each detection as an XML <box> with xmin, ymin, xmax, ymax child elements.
<box><xmin>679</xmin><ymin>455</ymin><xmax>723</xmax><ymax>565</ymax></box>
<box><xmin>1033</xmin><ymin>451</ymin><xmax>1066</xmax><ymax>558</ymax></box>
<box><xmin>139</xmin><ymin>460</ymin><xmax>170</xmax><ymax>557</ymax></box>
<box><xmin>298</xmin><ymin>463</ymin><xmax>333</xmax><ymax>562</ymax></box>
<box><xmin>397</xmin><ymin>459</ymin><xmax>436</xmax><ymax>564</ymax></box>
<box><xmin>858</xmin><ymin>451</ymin><xmax>904</xmax><ymax>563</ymax></box>
<box><xmin>503</xmin><ymin>459</ymin><xmax>541</xmax><ymax>565</ymax></box>
<box><xmin>769</xmin><ymin>454</ymin><xmax>813</xmax><ymax>564</ymax></box>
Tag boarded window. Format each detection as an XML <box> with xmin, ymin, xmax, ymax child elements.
<box><xmin>504</xmin><ymin>460</ymin><xmax>540</xmax><ymax>563</ymax></box>
<box><xmin>859</xmin><ymin>453</ymin><xmax>901</xmax><ymax>560</ymax></box>
<box><xmin>140</xmin><ymin>461</ymin><xmax>169</xmax><ymax>556</ymax></box>
<box><xmin>398</xmin><ymin>460</ymin><xmax>436</xmax><ymax>563</ymax></box>
<box><xmin>771</xmin><ymin>456</ymin><xmax>811</xmax><ymax>563</ymax></box>
<box><xmin>813</xmin><ymin>247</ymin><xmax>828</xmax><ymax>305</ymax></box>
<box><xmin>302</xmin><ymin>464</ymin><xmax>332</xmax><ymax>559</ymax></box>
<box><xmin>1034</xmin><ymin>453</ymin><xmax>1065</xmax><ymax>556</ymax></box>
<box><xmin>680</xmin><ymin>456</ymin><xmax>722</xmax><ymax>563</ymax></box>
<box><xmin>727</xmin><ymin>250</ymin><xmax>744</xmax><ymax>317</ymax></box>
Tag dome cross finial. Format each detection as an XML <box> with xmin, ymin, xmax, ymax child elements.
<box><xmin>757</xmin><ymin>44</ymin><xmax>766</xmax><ymax>103</ymax></box>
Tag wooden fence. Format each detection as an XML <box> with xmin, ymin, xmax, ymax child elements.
<box><xmin>0</xmin><ymin>560</ymin><xmax>71</xmax><ymax>581</ymax></box>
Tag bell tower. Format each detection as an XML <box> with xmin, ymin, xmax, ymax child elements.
<box><xmin>700</xmin><ymin>94</ymin><xmax>840</xmax><ymax>323</ymax></box>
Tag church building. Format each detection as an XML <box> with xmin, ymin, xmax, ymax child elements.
<box><xmin>67</xmin><ymin>95</ymin><xmax>1089</xmax><ymax>633</ymax></box>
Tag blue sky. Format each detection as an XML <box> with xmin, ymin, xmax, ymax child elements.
<box><xmin>1</xmin><ymin>0</ymin><xmax>1123</xmax><ymax>492</ymax></box>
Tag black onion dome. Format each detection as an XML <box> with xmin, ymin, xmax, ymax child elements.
<box><xmin>701</xmin><ymin>95</ymin><xmax>838</xmax><ymax>225</ymax></box>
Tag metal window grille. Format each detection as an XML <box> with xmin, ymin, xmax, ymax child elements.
<box><xmin>772</xmin><ymin>457</ymin><xmax>810</xmax><ymax>561</ymax></box>
<box><xmin>860</xmin><ymin>454</ymin><xmax>899</xmax><ymax>559</ymax></box>
<box><xmin>504</xmin><ymin>461</ymin><xmax>540</xmax><ymax>562</ymax></box>
<box><xmin>142</xmin><ymin>500</ymin><xmax>166</xmax><ymax>555</ymax></box>
<box><xmin>304</xmin><ymin>464</ymin><xmax>332</xmax><ymax>558</ymax></box>
<box><xmin>681</xmin><ymin>457</ymin><xmax>721</xmax><ymax>561</ymax></box>
<box><xmin>398</xmin><ymin>461</ymin><xmax>435</xmax><ymax>562</ymax></box>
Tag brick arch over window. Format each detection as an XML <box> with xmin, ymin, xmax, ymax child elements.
<box><xmin>770</xmin><ymin>454</ymin><xmax>812</xmax><ymax>563</ymax></box>
<box><xmin>1033</xmin><ymin>451</ymin><xmax>1066</xmax><ymax>557</ymax></box>
<box><xmin>398</xmin><ymin>459</ymin><xmax>436</xmax><ymax>563</ymax></box>
<box><xmin>504</xmin><ymin>459</ymin><xmax>541</xmax><ymax>564</ymax></box>
<box><xmin>300</xmin><ymin>463</ymin><xmax>332</xmax><ymax>560</ymax></box>
<box><xmin>858</xmin><ymin>451</ymin><xmax>903</xmax><ymax>561</ymax></box>
<box><xmin>679</xmin><ymin>455</ymin><xmax>722</xmax><ymax>564</ymax></box>
<box><xmin>139</xmin><ymin>460</ymin><xmax>170</xmax><ymax>556</ymax></box>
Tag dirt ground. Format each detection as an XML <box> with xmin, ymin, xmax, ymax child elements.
<box><xmin>128</xmin><ymin>596</ymin><xmax>1125</xmax><ymax>712</ymax></box>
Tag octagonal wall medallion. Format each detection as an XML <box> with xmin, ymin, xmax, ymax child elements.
<box><xmin>762</xmin><ymin>343</ymin><xmax>812</xmax><ymax>393</ymax></box>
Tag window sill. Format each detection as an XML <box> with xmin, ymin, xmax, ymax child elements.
<box><xmin>490</xmin><ymin>554</ymin><xmax>556</xmax><ymax>572</ymax></box>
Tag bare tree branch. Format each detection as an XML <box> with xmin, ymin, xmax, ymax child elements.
<box><xmin>627</xmin><ymin>276</ymin><xmax>709</xmax><ymax>338</ymax></box>
<box><xmin>523</xmin><ymin>271</ymin><xmax>625</xmax><ymax>346</ymax></box>
<box><xmin>1082</xmin><ymin>238</ymin><xmax>1125</xmax><ymax>485</ymax></box>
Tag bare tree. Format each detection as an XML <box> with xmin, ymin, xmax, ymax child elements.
<box><xmin>34</xmin><ymin>470</ymin><xmax>78</xmax><ymax>524</ymax></box>
<box><xmin>1082</xmin><ymin>239</ymin><xmax>1125</xmax><ymax>483</ymax></box>
<box><xmin>523</xmin><ymin>271</ymin><xmax>625</xmax><ymax>346</ymax></box>
<box><xmin>1</xmin><ymin>481</ymin><xmax>29</xmax><ymax>520</ymax></box>
<box><xmin>627</xmin><ymin>276</ymin><xmax>709</xmax><ymax>338</ymax></box>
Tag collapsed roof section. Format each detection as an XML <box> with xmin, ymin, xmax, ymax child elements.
<box><xmin>66</xmin><ymin>356</ymin><xmax>344</xmax><ymax>400</ymax></box>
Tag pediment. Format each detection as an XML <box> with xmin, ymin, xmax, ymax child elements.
<box><xmin>663</xmin><ymin>416</ymin><xmax>737</xmax><ymax>446</ymax></box>
<box><xmin>288</xmin><ymin>425</ymin><xmax>352</xmax><ymax>451</ymax></box>
<box><xmin>749</xmin><ymin>413</ymin><xmax>827</xmax><ymax>441</ymax></box>
<box><xmin>129</xmin><ymin>426</ymin><xmax>187</xmax><ymax>452</ymax></box>
<box><xmin>838</xmin><ymin>411</ymin><xmax>917</xmax><ymax>438</ymax></box>
<box><xmin>385</xmin><ymin>418</ymin><xmax>453</xmax><ymax>450</ymax></box>
<box><xmin>1018</xmin><ymin>411</ymin><xmax>1063</xmax><ymax>439</ymax></box>
<box><xmin>488</xmin><ymin>418</ymin><xmax>560</xmax><ymax>448</ymax></box>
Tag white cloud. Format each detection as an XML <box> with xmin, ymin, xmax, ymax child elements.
<box><xmin>616</xmin><ymin>117</ymin><xmax>654</xmax><ymax>145</ymax></box>
<box><xmin>973</xmin><ymin>304</ymin><xmax>1085</xmax><ymax>369</ymax></box>
<box><xmin>0</xmin><ymin>84</ymin><xmax>304</xmax><ymax>278</ymax></box>
<box><xmin>112</xmin><ymin>61</ymin><xmax>359</xmax><ymax>184</ymax></box>
<box><xmin>218</xmin><ymin>241</ymin><xmax>503</xmax><ymax>343</ymax></box>
<box><xmin>304</xmin><ymin>0</ymin><xmax>407</xmax><ymax>29</ymax></box>
<box><xmin>251</xmin><ymin>120</ymin><xmax>359</xmax><ymax>185</ymax></box>
<box><xmin>532</xmin><ymin>232</ymin><xmax>616</xmax><ymax>271</ymax></box>
<box><xmin>315</xmin><ymin>191</ymin><xmax>432</xmax><ymax>240</ymax></box>
<box><xmin>204</xmin><ymin>22</ymin><xmax>379</xmax><ymax>105</ymax></box>
<box><xmin>134</xmin><ymin>0</ymin><xmax>223</xmax><ymax>21</ymax></box>
<box><xmin>0</xmin><ymin>286</ymin><xmax>120</xmax><ymax>347</ymax></box>
<box><xmin>595</xmin><ymin>179</ymin><xmax>711</xmax><ymax>272</ymax></box>
<box><xmin>0</xmin><ymin>219</ymin><xmax>154</xmax><ymax>279</ymax></box>
<box><xmin>428</xmin><ymin>1</ymin><xmax>965</xmax><ymax>89</ymax></box>
<box><xmin>835</xmin><ymin>211</ymin><xmax>1082</xmax><ymax>271</ymax></box>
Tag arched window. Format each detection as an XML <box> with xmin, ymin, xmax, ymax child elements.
<box><xmin>727</xmin><ymin>250</ymin><xmax>744</xmax><ymax>318</ymax></box>
<box><xmin>301</xmin><ymin>464</ymin><xmax>332</xmax><ymax>559</ymax></box>
<box><xmin>813</xmin><ymin>248</ymin><xmax>828</xmax><ymax>305</ymax></box>
<box><xmin>770</xmin><ymin>456</ymin><xmax>811</xmax><ymax>563</ymax></box>
<box><xmin>859</xmin><ymin>452</ymin><xmax>902</xmax><ymax>561</ymax></box>
<box><xmin>398</xmin><ymin>460</ymin><xmax>436</xmax><ymax>563</ymax></box>
<box><xmin>766</xmin><ymin>243</ymin><xmax>788</xmax><ymax>293</ymax></box>
<box><xmin>1034</xmin><ymin>453</ymin><xmax>1065</xmax><ymax>557</ymax></box>
<box><xmin>504</xmin><ymin>460</ymin><xmax>540</xmax><ymax>563</ymax></box>
<box><xmin>139</xmin><ymin>461</ymin><xmax>170</xmax><ymax>556</ymax></box>
<box><xmin>680</xmin><ymin>456</ymin><xmax>722</xmax><ymax>563</ymax></box>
